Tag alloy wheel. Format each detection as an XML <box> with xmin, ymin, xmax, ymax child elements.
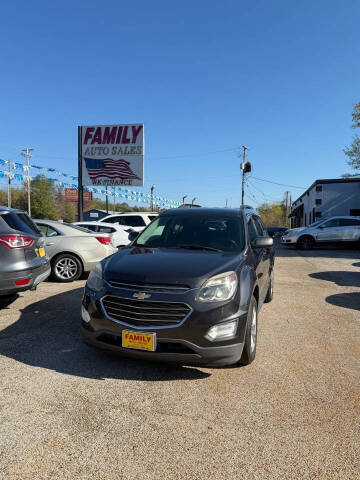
<box><xmin>55</xmin><ymin>257</ymin><xmax>78</xmax><ymax>280</ymax></box>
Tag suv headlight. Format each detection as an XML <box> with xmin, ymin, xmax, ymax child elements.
<box><xmin>197</xmin><ymin>271</ymin><xmax>237</xmax><ymax>303</ymax></box>
<box><xmin>86</xmin><ymin>262</ymin><xmax>103</xmax><ymax>292</ymax></box>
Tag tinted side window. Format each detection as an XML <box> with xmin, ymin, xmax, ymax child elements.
<box><xmin>148</xmin><ymin>215</ymin><xmax>158</xmax><ymax>221</ymax></box>
<box><xmin>321</xmin><ymin>219</ymin><xmax>339</xmax><ymax>228</ymax></box>
<box><xmin>98</xmin><ymin>226</ymin><xmax>115</xmax><ymax>233</ymax></box>
<box><xmin>123</xmin><ymin>216</ymin><xmax>146</xmax><ymax>227</ymax></box>
<box><xmin>247</xmin><ymin>217</ymin><xmax>258</xmax><ymax>242</ymax></box>
<box><xmin>339</xmin><ymin>219</ymin><xmax>360</xmax><ymax>227</ymax></box>
<box><xmin>103</xmin><ymin>216</ymin><xmax>121</xmax><ymax>224</ymax></box>
<box><xmin>253</xmin><ymin>216</ymin><xmax>266</xmax><ymax>236</ymax></box>
<box><xmin>2</xmin><ymin>213</ymin><xmax>40</xmax><ymax>235</ymax></box>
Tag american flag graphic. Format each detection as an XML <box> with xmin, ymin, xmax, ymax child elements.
<box><xmin>84</xmin><ymin>157</ymin><xmax>140</xmax><ymax>180</ymax></box>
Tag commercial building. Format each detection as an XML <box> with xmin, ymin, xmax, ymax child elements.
<box><xmin>291</xmin><ymin>178</ymin><xmax>360</xmax><ymax>227</ymax></box>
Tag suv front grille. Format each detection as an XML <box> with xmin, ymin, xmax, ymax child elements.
<box><xmin>107</xmin><ymin>280</ymin><xmax>190</xmax><ymax>293</ymax></box>
<box><xmin>101</xmin><ymin>295</ymin><xmax>192</xmax><ymax>327</ymax></box>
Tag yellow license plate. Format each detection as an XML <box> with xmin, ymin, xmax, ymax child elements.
<box><xmin>122</xmin><ymin>330</ymin><xmax>156</xmax><ymax>351</ymax></box>
<box><xmin>38</xmin><ymin>247</ymin><xmax>46</xmax><ymax>257</ymax></box>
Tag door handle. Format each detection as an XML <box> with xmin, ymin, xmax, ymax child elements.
<box><xmin>46</xmin><ymin>242</ymin><xmax>55</xmax><ymax>246</ymax></box>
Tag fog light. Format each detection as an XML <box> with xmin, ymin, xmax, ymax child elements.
<box><xmin>206</xmin><ymin>319</ymin><xmax>238</xmax><ymax>341</ymax></box>
<box><xmin>81</xmin><ymin>305</ymin><xmax>91</xmax><ymax>323</ymax></box>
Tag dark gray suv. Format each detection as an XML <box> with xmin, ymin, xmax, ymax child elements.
<box><xmin>82</xmin><ymin>207</ymin><xmax>275</xmax><ymax>367</ymax></box>
<box><xmin>0</xmin><ymin>207</ymin><xmax>50</xmax><ymax>301</ymax></box>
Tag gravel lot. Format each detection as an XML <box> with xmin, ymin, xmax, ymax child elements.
<box><xmin>0</xmin><ymin>244</ymin><xmax>359</xmax><ymax>479</ymax></box>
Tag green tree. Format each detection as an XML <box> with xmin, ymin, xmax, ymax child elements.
<box><xmin>344</xmin><ymin>102</ymin><xmax>360</xmax><ymax>174</ymax></box>
<box><xmin>62</xmin><ymin>203</ymin><xmax>77</xmax><ymax>222</ymax></box>
<box><xmin>257</xmin><ymin>202</ymin><xmax>285</xmax><ymax>227</ymax></box>
<box><xmin>30</xmin><ymin>175</ymin><xmax>58</xmax><ymax>219</ymax></box>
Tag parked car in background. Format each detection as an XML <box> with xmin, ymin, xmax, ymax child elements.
<box><xmin>0</xmin><ymin>207</ymin><xmax>50</xmax><ymax>302</ymax></box>
<box><xmin>35</xmin><ymin>220</ymin><xmax>117</xmax><ymax>282</ymax></box>
<box><xmin>267</xmin><ymin>227</ymin><xmax>288</xmax><ymax>238</ymax></box>
<box><xmin>281</xmin><ymin>216</ymin><xmax>360</xmax><ymax>249</ymax></box>
<box><xmin>98</xmin><ymin>212</ymin><xmax>158</xmax><ymax>232</ymax></box>
<box><xmin>81</xmin><ymin>207</ymin><xmax>274</xmax><ymax>367</ymax></box>
<box><xmin>73</xmin><ymin>221</ymin><xmax>134</xmax><ymax>248</ymax></box>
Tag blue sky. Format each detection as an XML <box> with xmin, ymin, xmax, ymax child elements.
<box><xmin>0</xmin><ymin>0</ymin><xmax>359</xmax><ymax>207</ymax></box>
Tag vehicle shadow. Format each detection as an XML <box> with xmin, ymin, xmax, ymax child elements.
<box><xmin>275</xmin><ymin>240</ymin><xmax>360</xmax><ymax>260</ymax></box>
<box><xmin>0</xmin><ymin>288</ymin><xmax>210</xmax><ymax>381</ymax></box>
<box><xmin>309</xmin><ymin>271</ymin><xmax>360</xmax><ymax>288</ymax></box>
<box><xmin>0</xmin><ymin>294</ymin><xmax>19</xmax><ymax>309</ymax></box>
<box><xmin>326</xmin><ymin>292</ymin><xmax>360</xmax><ymax>311</ymax></box>
<box><xmin>353</xmin><ymin>262</ymin><xmax>360</xmax><ymax>268</ymax></box>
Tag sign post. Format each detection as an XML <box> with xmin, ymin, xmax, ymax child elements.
<box><xmin>77</xmin><ymin>126</ymin><xmax>84</xmax><ymax>221</ymax></box>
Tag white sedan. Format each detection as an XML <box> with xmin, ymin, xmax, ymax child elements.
<box><xmin>73</xmin><ymin>221</ymin><xmax>139</xmax><ymax>248</ymax></box>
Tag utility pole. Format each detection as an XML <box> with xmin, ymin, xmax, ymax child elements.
<box><xmin>113</xmin><ymin>187</ymin><xmax>116</xmax><ymax>211</ymax></box>
<box><xmin>182</xmin><ymin>195</ymin><xmax>187</xmax><ymax>206</ymax></box>
<box><xmin>151</xmin><ymin>184</ymin><xmax>156</xmax><ymax>211</ymax></box>
<box><xmin>240</xmin><ymin>146</ymin><xmax>251</xmax><ymax>208</ymax></box>
<box><xmin>289</xmin><ymin>194</ymin><xmax>292</xmax><ymax>228</ymax></box>
<box><xmin>105</xmin><ymin>186</ymin><xmax>109</xmax><ymax>213</ymax></box>
<box><xmin>21</xmin><ymin>148</ymin><xmax>34</xmax><ymax>216</ymax></box>
<box><xmin>284</xmin><ymin>191</ymin><xmax>289</xmax><ymax>226</ymax></box>
<box><xmin>225</xmin><ymin>199</ymin><xmax>228</xmax><ymax>208</ymax></box>
<box><xmin>191</xmin><ymin>197</ymin><xmax>196</xmax><ymax>207</ymax></box>
<box><xmin>7</xmin><ymin>160</ymin><xmax>12</xmax><ymax>208</ymax></box>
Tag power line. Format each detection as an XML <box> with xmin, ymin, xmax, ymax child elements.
<box><xmin>250</xmin><ymin>176</ymin><xmax>306</xmax><ymax>189</ymax></box>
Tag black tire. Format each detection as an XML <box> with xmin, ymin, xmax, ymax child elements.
<box><xmin>264</xmin><ymin>270</ymin><xmax>274</xmax><ymax>303</ymax></box>
<box><xmin>297</xmin><ymin>235</ymin><xmax>315</xmax><ymax>250</ymax></box>
<box><xmin>51</xmin><ymin>253</ymin><xmax>83</xmax><ymax>282</ymax></box>
<box><xmin>239</xmin><ymin>296</ymin><xmax>258</xmax><ymax>365</ymax></box>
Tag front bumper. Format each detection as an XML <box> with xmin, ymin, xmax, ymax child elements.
<box><xmin>281</xmin><ymin>236</ymin><xmax>297</xmax><ymax>244</ymax></box>
<box><xmin>0</xmin><ymin>261</ymin><xmax>51</xmax><ymax>296</ymax></box>
<box><xmin>81</xmin><ymin>283</ymin><xmax>249</xmax><ymax>367</ymax></box>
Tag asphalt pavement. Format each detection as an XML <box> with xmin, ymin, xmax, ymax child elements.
<box><xmin>0</xmin><ymin>243</ymin><xmax>359</xmax><ymax>479</ymax></box>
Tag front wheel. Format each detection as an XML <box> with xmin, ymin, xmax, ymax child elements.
<box><xmin>51</xmin><ymin>254</ymin><xmax>83</xmax><ymax>282</ymax></box>
<box><xmin>297</xmin><ymin>235</ymin><xmax>315</xmax><ymax>250</ymax></box>
<box><xmin>239</xmin><ymin>296</ymin><xmax>258</xmax><ymax>365</ymax></box>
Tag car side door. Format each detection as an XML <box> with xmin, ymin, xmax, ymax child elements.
<box><xmin>36</xmin><ymin>224</ymin><xmax>61</xmax><ymax>258</ymax></box>
<box><xmin>247</xmin><ymin>215</ymin><xmax>267</xmax><ymax>298</ymax></box>
<box><xmin>315</xmin><ymin>219</ymin><xmax>340</xmax><ymax>242</ymax></box>
<box><xmin>338</xmin><ymin>218</ymin><xmax>360</xmax><ymax>241</ymax></box>
<box><xmin>252</xmin><ymin>216</ymin><xmax>272</xmax><ymax>301</ymax></box>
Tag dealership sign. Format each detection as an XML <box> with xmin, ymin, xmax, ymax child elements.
<box><xmin>79</xmin><ymin>124</ymin><xmax>144</xmax><ymax>187</ymax></box>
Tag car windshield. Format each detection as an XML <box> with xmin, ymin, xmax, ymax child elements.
<box><xmin>308</xmin><ymin>220</ymin><xmax>324</xmax><ymax>227</ymax></box>
<box><xmin>134</xmin><ymin>214</ymin><xmax>245</xmax><ymax>252</ymax></box>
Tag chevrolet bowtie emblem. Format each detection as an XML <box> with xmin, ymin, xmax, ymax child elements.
<box><xmin>133</xmin><ymin>292</ymin><xmax>151</xmax><ymax>300</ymax></box>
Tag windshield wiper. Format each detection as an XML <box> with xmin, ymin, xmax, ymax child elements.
<box><xmin>178</xmin><ymin>244</ymin><xmax>222</xmax><ymax>252</ymax></box>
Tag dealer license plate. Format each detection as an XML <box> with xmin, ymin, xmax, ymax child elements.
<box><xmin>38</xmin><ymin>247</ymin><xmax>46</xmax><ymax>257</ymax></box>
<box><xmin>122</xmin><ymin>330</ymin><xmax>156</xmax><ymax>352</ymax></box>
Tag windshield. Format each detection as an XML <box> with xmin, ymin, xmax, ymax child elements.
<box><xmin>308</xmin><ymin>220</ymin><xmax>324</xmax><ymax>228</ymax></box>
<box><xmin>134</xmin><ymin>215</ymin><xmax>245</xmax><ymax>252</ymax></box>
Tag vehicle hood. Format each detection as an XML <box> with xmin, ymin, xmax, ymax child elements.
<box><xmin>104</xmin><ymin>246</ymin><xmax>244</xmax><ymax>289</ymax></box>
<box><xmin>285</xmin><ymin>227</ymin><xmax>306</xmax><ymax>235</ymax></box>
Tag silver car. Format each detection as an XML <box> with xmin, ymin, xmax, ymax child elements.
<box><xmin>281</xmin><ymin>216</ymin><xmax>360</xmax><ymax>249</ymax></box>
<box><xmin>35</xmin><ymin>220</ymin><xmax>117</xmax><ymax>282</ymax></box>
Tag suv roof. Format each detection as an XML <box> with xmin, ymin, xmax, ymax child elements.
<box><xmin>0</xmin><ymin>206</ymin><xmax>25</xmax><ymax>214</ymax></box>
<box><xmin>162</xmin><ymin>207</ymin><xmax>258</xmax><ymax>217</ymax></box>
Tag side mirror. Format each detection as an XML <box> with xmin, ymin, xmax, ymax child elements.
<box><xmin>251</xmin><ymin>236</ymin><xmax>273</xmax><ymax>248</ymax></box>
<box><xmin>128</xmin><ymin>231</ymin><xmax>139</xmax><ymax>242</ymax></box>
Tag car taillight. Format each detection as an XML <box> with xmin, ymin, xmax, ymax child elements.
<box><xmin>95</xmin><ymin>236</ymin><xmax>112</xmax><ymax>245</ymax></box>
<box><xmin>0</xmin><ymin>235</ymin><xmax>34</xmax><ymax>249</ymax></box>
<box><xmin>14</xmin><ymin>278</ymin><xmax>31</xmax><ymax>286</ymax></box>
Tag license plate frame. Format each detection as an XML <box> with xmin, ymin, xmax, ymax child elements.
<box><xmin>122</xmin><ymin>330</ymin><xmax>156</xmax><ymax>352</ymax></box>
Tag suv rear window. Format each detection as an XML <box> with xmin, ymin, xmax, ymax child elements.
<box><xmin>1</xmin><ymin>212</ymin><xmax>40</xmax><ymax>235</ymax></box>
